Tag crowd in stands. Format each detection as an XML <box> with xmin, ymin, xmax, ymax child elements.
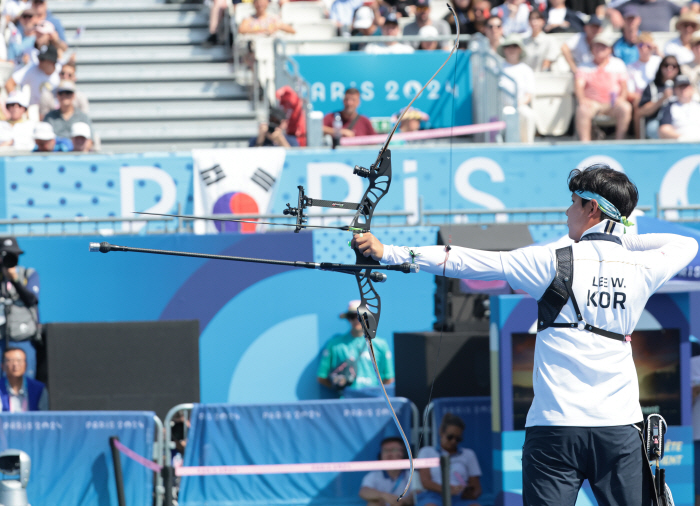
<box><xmin>0</xmin><ymin>0</ymin><xmax>94</xmax><ymax>152</ymax></box>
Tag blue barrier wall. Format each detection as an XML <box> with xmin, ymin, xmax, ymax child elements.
<box><xmin>0</xmin><ymin>412</ymin><xmax>155</xmax><ymax>506</ymax></box>
<box><xmin>179</xmin><ymin>399</ymin><xmax>414</xmax><ymax>506</ymax></box>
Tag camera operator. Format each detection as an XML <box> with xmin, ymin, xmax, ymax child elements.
<box><xmin>0</xmin><ymin>237</ymin><xmax>40</xmax><ymax>379</ymax></box>
<box><xmin>249</xmin><ymin>107</ymin><xmax>299</xmax><ymax>148</ymax></box>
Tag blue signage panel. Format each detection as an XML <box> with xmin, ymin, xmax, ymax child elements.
<box><xmin>291</xmin><ymin>51</ymin><xmax>473</xmax><ymax>128</ymax></box>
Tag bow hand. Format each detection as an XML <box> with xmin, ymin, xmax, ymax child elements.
<box><xmin>352</xmin><ymin>232</ymin><xmax>384</xmax><ymax>261</ymax></box>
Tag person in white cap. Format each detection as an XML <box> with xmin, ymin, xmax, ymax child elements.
<box><xmin>498</xmin><ymin>35</ymin><xmax>537</xmax><ymax>143</ymax></box>
<box><xmin>365</xmin><ymin>12</ymin><xmax>413</xmax><ymax>54</ymax></box>
<box><xmin>32</xmin><ymin>121</ymin><xmax>70</xmax><ymax>152</ymax></box>
<box><xmin>350</xmin><ymin>6</ymin><xmax>380</xmax><ymax>50</ymax></box>
<box><xmin>316</xmin><ymin>300</ymin><xmax>395</xmax><ymax>394</ymax></box>
<box><xmin>43</xmin><ymin>79</ymin><xmax>92</xmax><ymax>138</ymax></box>
<box><xmin>70</xmin><ymin>121</ymin><xmax>92</xmax><ymax>152</ymax></box>
<box><xmin>0</xmin><ymin>91</ymin><xmax>36</xmax><ymax>151</ymax></box>
<box><xmin>418</xmin><ymin>24</ymin><xmax>440</xmax><ymax>51</ymax></box>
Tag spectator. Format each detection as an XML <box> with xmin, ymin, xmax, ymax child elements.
<box><xmin>70</xmin><ymin>122</ymin><xmax>92</xmax><ymax>152</ymax></box>
<box><xmin>276</xmin><ymin>85</ymin><xmax>307</xmax><ymax>146</ymax></box>
<box><xmin>473</xmin><ymin>0</ymin><xmax>491</xmax><ymax>32</ymax></box>
<box><xmin>403</xmin><ymin>0</ymin><xmax>452</xmax><ymax>50</ymax></box>
<box><xmin>391</xmin><ymin>107</ymin><xmax>429</xmax><ymax>131</ymax></box>
<box><xmin>445</xmin><ymin>0</ymin><xmax>478</xmax><ymax>40</ymax></box>
<box><xmin>469</xmin><ymin>16</ymin><xmax>504</xmax><ymax>56</ymax></box>
<box><xmin>0</xmin><ymin>91</ymin><xmax>36</xmax><ymax>150</ymax></box>
<box><xmin>575</xmin><ymin>33</ymin><xmax>631</xmax><ymax>141</ymax></box>
<box><xmin>330</xmin><ymin>0</ymin><xmax>365</xmax><ymax>31</ymax></box>
<box><xmin>52</xmin><ymin>62</ymin><xmax>89</xmax><ymax>114</ymax></box>
<box><xmin>316</xmin><ymin>300</ymin><xmax>394</xmax><ymax>393</ymax></box>
<box><xmin>609</xmin><ymin>0</ymin><xmax>682</xmax><ymax>33</ymax></box>
<box><xmin>418</xmin><ymin>25</ymin><xmax>440</xmax><ymax>50</ymax></box>
<box><xmin>238</xmin><ymin>0</ymin><xmax>295</xmax><ymax>36</ymax></box>
<box><xmin>32</xmin><ymin>121</ymin><xmax>71</xmax><ymax>151</ymax></box>
<box><xmin>658</xmin><ymin>74</ymin><xmax>700</xmax><ymax>140</ymax></box>
<box><xmin>34</xmin><ymin>18</ymin><xmax>66</xmax><ymax>58</ymax></box>
<box><xmin>544</xmin><ymin>0</ymin><xmax>583</xmax><ymax>34</ymax></box>
<box><xmin>31</xmin><ymin>0</ymin><xmax>65</xmax><ymax>42</ymax></box>
<box><xmin>523</xmin><ymin>10</ymin><xmax>556</xmax><ymax>70</ymax></box>
<box><xmin>416</xmin><ymin>413</ymin><xmax>482</xmax><ymax>506</ymax></box>
<box><xmin>0</xmin><ymin>237</ymin><xmax>40</xmax><ymax>380</ymax></box>
<box><xmin>561</xmin><ymin>16</ymin><xmax>601</xmax><ymax>73</ymax></box>
<box><xmin>7</xmin><ymin>7</ymin><xmax>37</xmax><ymax>67</ymax></box>
<box><xmin>203</xmin><ymin>0</ymin><xmax>228</xmax><ymax>47</ymax></box>
<box><xmin>499</xmin><ymin>35</ymin><xmax>536</xmax><ymax>143</ymax></box>
<box><xmin>491</xmin><ymin>0</ymin><xmax>531</xmax><ymax>37</ymax></box>
<box><xmin>612</xmin><ymin>6</ymin><xmax>641</xmax><ymax>64</ymax></box>
<box><xmin>0</xmin><ymin>348</ymin><xmax>48</xmax><ymax>412</ymax></box>
<box><xmin>322</xmin><ymin>88</ymin><xmax>376</xmax><ymax>143</ymax></box>
<box><xmin>359</xmin><ymin>437</ymin><xmax>413</xmax><ymax>506</ymax></box>
<box><xmin>665</xmin><ymin>13</ymin><xmax>700</xmax><ymax>66</ymax></box>
<box><xmin>6</xmin><ymin>44</ymin><xmax>58</xmax><ymax>106</ymax></box>
<box><xmin>250</xmin><ymin>107</ymin><xmax>299</xmax><ymax>147</ymax></box>
<box><xmin>627</xmin><ymin>32</ymin><xmax>661</xmax><ymax>101</ymax></box>
<box><xmin>366</xmin><ymin>13</ymin><xmax>414</xmax><ymax>53</ymax></box>
<box><xmin>638</xmin><ymin>54</ymin><xmax>680</xmax><ymax>138</ymax></box>
<box><xmin>681</xmin><ymin>31</ymin><xmax>700</xmax><ymax>91</ymax></box>
<box><xmin>44</xmin><ymin>80</ymin><xmax>92</xmax><ymax>138</ymax></box>
<box><xmin>351</xmin><ymin>6</ymin><xmax>381</xmax><ymax>51</ymax></box>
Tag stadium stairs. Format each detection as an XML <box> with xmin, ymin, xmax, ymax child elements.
<box><xmin>55</xmin><ymin>0</ymin><xmax>258</xmax><ymax>152</ymax></box>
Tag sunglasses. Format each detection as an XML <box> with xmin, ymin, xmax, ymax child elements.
<box><xmin>57</xmin><ymin>90</ymin><xmax>74</xmax><ymax>96</ymax></box>
<box><xmin>21</xmin><ymin>14</ymin><xmax>34</xmax><ymax>19</ymax></box>
<box><xmin>637</xmin><ymin>43</ymin><xmax>651</xmax><ymax>49</ymax></box>
<box><xmin>7</xmin><ymin>103</ymin><xmax>23</xmax><ymax>108</ymax></box>
<box><xmin>662</xmin><ymin>63</ymin><xmax>679</xmax><ymax>68</ymax></box>
<box><xmin>446</xmin><ymin>434</ymin><xmax>463</xmax><ymax>442</ymax></box>
<box><xmin>487</xmin><ymin>23</ymin><xmax>502</xmax><ymax>28</ymax></box>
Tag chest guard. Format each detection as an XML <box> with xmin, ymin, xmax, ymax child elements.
<box><xmin>537</xmin><ymin>246</ymin><xmax>629</xmax><ymax>342</ymax></box>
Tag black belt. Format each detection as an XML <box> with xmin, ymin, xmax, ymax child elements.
<box><xmin>549</xmin><ymin>322</ymin><xmax>630</xmax><ymax>342</ymax></box>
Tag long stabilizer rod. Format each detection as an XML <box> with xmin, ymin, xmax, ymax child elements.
<box><xmin>88</xmin><ymin>242</ymin><xmax>419</xmax><ymax>281</ymax></box>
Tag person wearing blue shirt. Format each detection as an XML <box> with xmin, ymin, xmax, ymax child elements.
<box><xmin>32</xmin><ymin>122</ymin><xmax>72</xmax><ymax>152</ymax></box>
<box><xmin>613</xmin><ymin>6</ymin><xmax>641</xmax><ymax>64</ymax></box>
<box><xmin>0</xmin><ymin>348</ymin><xmax>48</xmax><ymax>412</ymax></box>
<box><xmin>31</xmin><ymin>0</ymin><xmax>66</xmax><ymax>42</ymax></box>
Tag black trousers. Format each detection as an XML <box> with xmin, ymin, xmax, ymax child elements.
<box><xmin>522</xmin><ymin>425</ymin><xmax>653</xmax><ymax>506</ymax></box>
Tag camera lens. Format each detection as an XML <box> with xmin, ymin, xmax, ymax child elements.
<box><xmin>1</xmin><ymin>252</ymin><xmax>18</xmax><ymax>268</ymax></box>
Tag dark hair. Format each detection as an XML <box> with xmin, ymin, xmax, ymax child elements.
<box><xmin>379</xmin><ymin>437</ymin><xmax>407</xmax><ymax>459</ymax></box>
<box><xmin>3</xmin><ymin>347</ymin><xmax>26</xmax><ymax>360</ymax></box>
<box><xmin>528</xmin><ymin>9</ymin><xmax>544</xmax><ymax>20</ymax></box>
<box><xmin>567</xmin><ymin>164</ymin><xmax>639</xmax><ymax>220</ymax></box>
<box><xmin>439</xmin><ymin>412</ymin><xmax>465</xmax><ymax>433</ymax></box>
<box><xmin>653</xmin><ymin>55</ymin><xmax>680</xmax><ymax>87</ymax></box>
<box><xmin>345</xmin><ymin>87</ymin><xmax>360</xmax><ymax>96</ymax></box>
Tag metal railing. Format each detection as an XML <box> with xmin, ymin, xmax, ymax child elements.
<box><xmin>657</xmin><ymin>204</ymin><xmax>700</xmax><ymax>222</ymax></box>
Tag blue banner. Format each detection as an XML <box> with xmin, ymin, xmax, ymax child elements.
<box><xmin>179</xmin><ymin>399</ymin><xmax>414</xmax><ymax>506</ymax></box>
<box><xmin>0</xmin><ymin>411</ymin><xmax>155</xmax><ymax>506</ymax></box>
<box><xmin>291</xmin><ymin>51</ymin><xmax>473</xmax><ymax>128</ymax></box>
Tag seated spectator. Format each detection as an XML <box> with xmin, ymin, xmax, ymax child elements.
<box><xmin>359</xmin><ymin>437</ymin><xmax>413</xmax><ymax>506</ymax></box>
<box><xmin>276</xmin><ymin>85</ymin><xmax>307</xmax><ymax>146</ymax></box>
<box><xmin>575</xmin><ymin>33</ymin><xmax>631</xmax><ymax>141</ymax></box>
<box><xmin>613</xmin><ymin>7</ymin><xmax>641</xmax><ymax>64</ymax></box>
<box><xmin>32</xmin><ymin>121</ymin><xmax>71</xmax><ymax>151</ymax></box>
<box><xmin>203</xmin><ymin>0</ymin><xmax>228</xmax><ymax>47</ymax></box>
<box><xmin>44</xmin><ymin>80</ymin><xmax>92</xmax><ymax>138</ymax></box>
<box><xmin>658</xmin><ymin>74</ymin><xmax>700</xmax><ymax>140</ymax></box>
<box><xmin>31</xmin><ymin>0</ymin><xmax>64</xmax><ymax>41</ymax></box>
<box><xmin>561</xmin><ymin>16</ymin><xmax>601</xmax><ymax>73</ymax></box>
<box><xmin>70</xmin><ymin>121</ymin><xmax>92</xmax><ymax>152</ymax></box>
<box><xmin>416</xmin><ymin>413</ymin><xmax>482</xmax><ymax>506</ymax></box>
<box><xmin>367</xmin><ymin>13</ymin><xmax>414</xmax><ymax>53</ymax></box>
<box><xmin>0</xmin><ymin>91</ymin><xmax>36</xmax><ymax>150</ymax></box>
<box><xmin>0</xmin><ymin>348</ymin><xmax>48</xmax><ymax>412</ymax></box>
<box><xmin>627</xmin><ymin>32</ymin><xmax>660</xmax><ymax>101</ymax></box>
<box><xmin>7</xmin><ymin>7</ymin><xmax>37</xmax><ymax>67</ymax></box>
<box><xmin>469</xmin><ymin>16</ymin><xmax>504</xmax><ymax>56</ymax></box>
<box><xmin>544</xmin><ymin>0</ymin><xmax>583</xmax><ymax>33</ymax></box>
<box><xmin>330</xmin><ymin>0</ymin><xmax>365</xmax><ymax>32</ymax></box>
<box><xmin>6</xmin><ymin>44</ymin><xmax>58</xmax><ymax>106</ymax></box>
<box><xmin>403</xmin><ymin>0</ymin><xmax>452</xmax><ymax>50</ymax></box>
<box><xmin>238</xmin><ymin>0</ymin><xmax>295</xmax><ymax>36</ymax></box>
<box><xmin>351</xmin><ymin>6</ymin><xmax>381</xmax><ymax>51</ymax></box>
<box><xmin>391</xmin><ymin>106</ymin><xmax>429</xmax><ymax>131</ymax></box>
<box><xmin>418</xmin><ymin>25</ymin><xmax>440</xmax><ymax>50</ymax></box>
<box><xmin>499</xmin><ymin>35</ymin><xmax>536</xmax><ymax>143</ymax></box>
<box><xmin>681</xmin><ymin>31</ymin><xmax>700</xmax><ymax>92</ymax></box>
<box><xmin>638</xmin><ymin>54</ymin><xmax>680</xmax><ymax>138</ymax></box>
<box><xmin>249</xmin><ymin>107</ymin><xmax>299</xmax><ymax>147</ymax></box>
<box><xmin>445</xmin><ymin>0</ymin><xmax>478</xmax><ymax>39</ymax></box>
<box><xmin>609</xmin><ymin>0</ymin><xmax>682</xmax><ymax>33</ymax></box>
<box><xmin>523</xmin><ymin>10</ymin><xmax>556</xmax><ymax>71</ymax></box>
<box><xmin>665</xmin><ymin>13</ymin><xmax>700</xmax><ymax>66</ymax></box>
<box><xmin>52</xmin><ymin>62</ymin><xmax>89</xmax><ymax>114</ymax></box>
<box><xmin>3</xmin><ymin>1</ymin><xmax>31</xmax><ymax>22</ymax></box>
<box><xmin>491</xmin><ymin>0</ymin><xmax>531</xmax><ymax>37</ymax></box>
<box><xmin>322</xmin><ymin>88</ymin><xmax>376</xmax><ymax>144</ymax></box>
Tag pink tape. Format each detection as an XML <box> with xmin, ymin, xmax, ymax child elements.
<box><xmin>340</xmin><ymin>121</ymin><xmax>507</xmax><ymax>146</ymax></box>
<box><xmin>175</xmin><ymin>458</ymin><xmax>440</xmax><ymax>477</ymax></box>
<box><xmin>113</xmin><ymin>439</ymin><xmax>163</xmax><ymax>473</ymax></box>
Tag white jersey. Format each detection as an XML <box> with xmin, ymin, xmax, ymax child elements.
<box><xmin>381</xmin><ymin>220</ymin><xmax>698</xmax><ymax>427</ymax></box>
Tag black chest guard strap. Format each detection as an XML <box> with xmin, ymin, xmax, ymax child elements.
<box><xmin>537</xmin><ymin>246</ymin><xmax>628</xmax><ymax>342</ymax></box>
